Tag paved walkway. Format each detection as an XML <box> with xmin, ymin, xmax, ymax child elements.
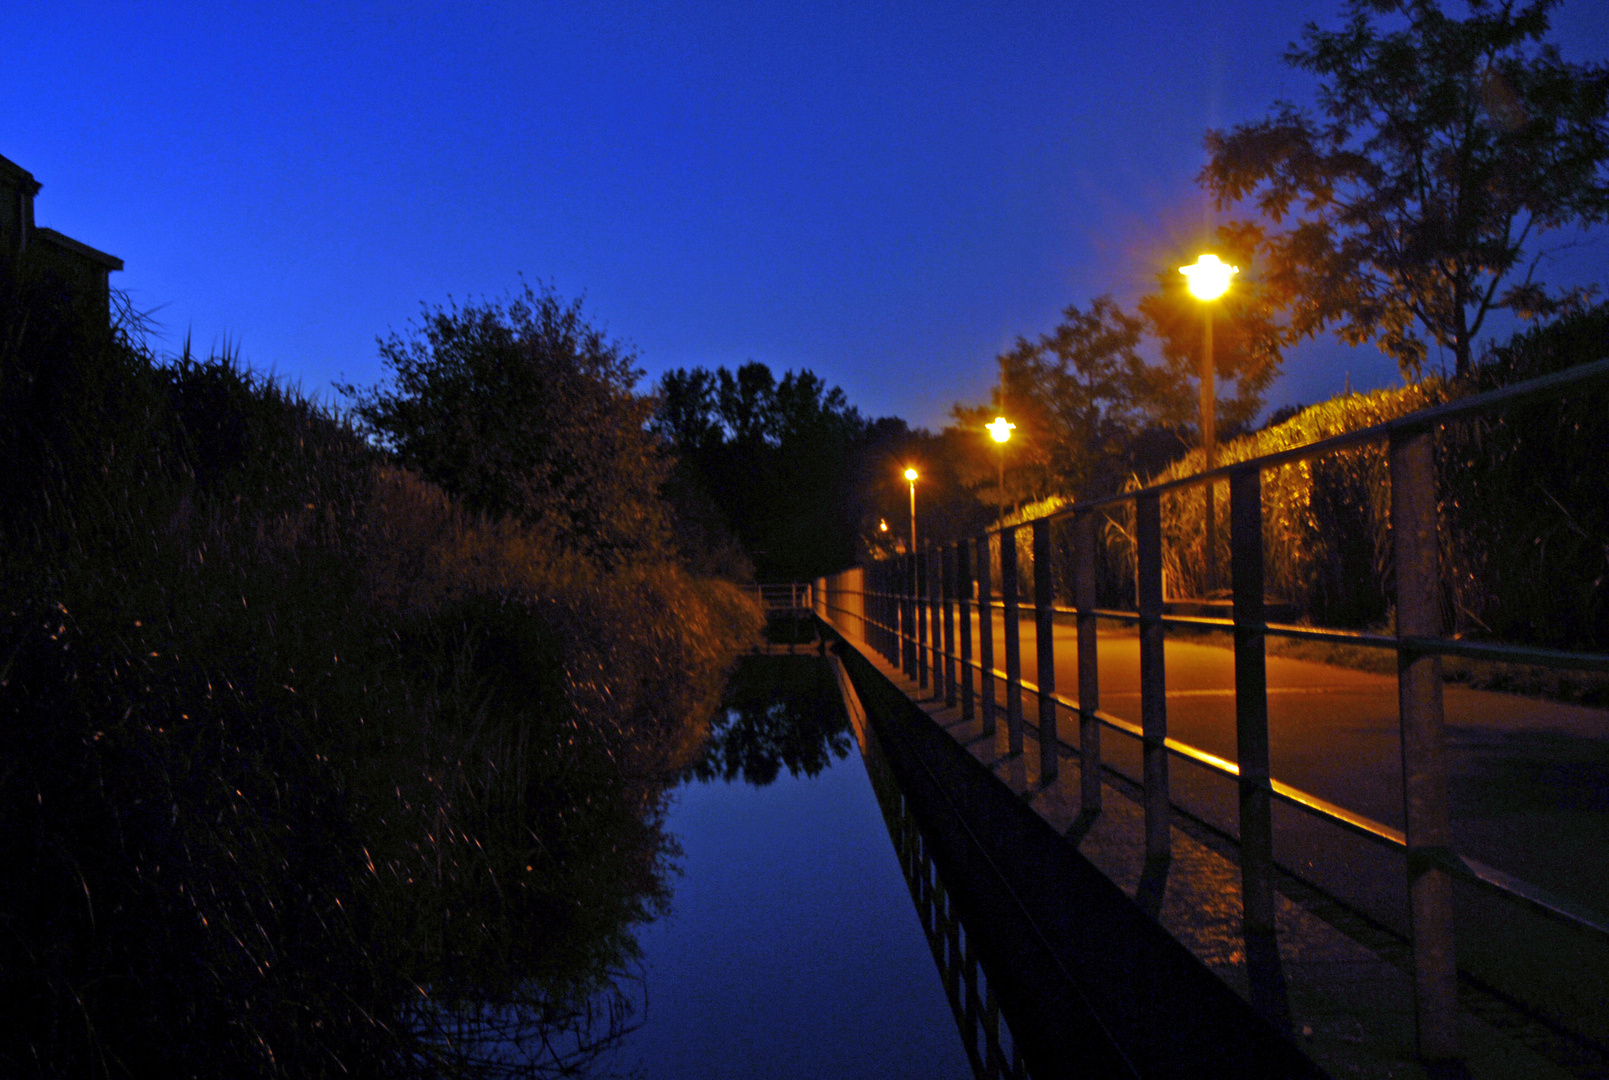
<box><xmin>950</xmin><ymin>615</ymin><xmax>1609</xmax><ymax>920</ymax></box>
<box><xmin>834</xmin><ymin>619</ymin><xmax>1609</xmax><ymax>1080</ymax></box>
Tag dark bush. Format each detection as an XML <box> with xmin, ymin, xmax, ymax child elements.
<box><xmin>0</xmin><ymin>278</ymin><xmax>760</xmax><ymax>1076</ymax></box>
<box><xmin>1441</xmin><ymin>304</ymin><xmax>1609</xmax><ymax>649</ymax></box>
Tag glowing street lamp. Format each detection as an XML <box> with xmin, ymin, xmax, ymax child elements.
<box><xmin>986</xmin><ymin>416</ymin><xmax>1015</xmax><ymax>517</ymax></box>
<box><xmin>1180</xmin><ymin>254</ymin><xmax>1239</xmax><ymax>592</ymax></box>
<box><xmin>904</xmin><ymin>467</ymin><xmax>919</xmax><ymax>554</ymax></box>
<box><xmin>1181</xmin><ymin>253</ymin><xmax>1237</xmax><ymax>301</ymax></box>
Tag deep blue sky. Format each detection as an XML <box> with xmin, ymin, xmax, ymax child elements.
<box><xmin>10</xmin><ymin>0</ymin><xmax>1608</xmax><ymax>431</ymax></box>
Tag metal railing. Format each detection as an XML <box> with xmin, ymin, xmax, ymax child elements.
<box><xmin>815</xmin><ymin>356</ymin><xmax>1609</xmax><ymax>1063</ymax></box>
<box><xmin>753</xmin><ymin>581</ymin><xmax>814</xmax><ymax>615</ymax></box>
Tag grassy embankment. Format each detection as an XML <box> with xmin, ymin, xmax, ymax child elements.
<box><xmin>1</xmin><ymin>277</ymin><xmax>762</xmax><ymax>1077</ymax></box>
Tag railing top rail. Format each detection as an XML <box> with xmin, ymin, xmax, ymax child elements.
<box><xmin>963</xmin><ymin>355</ymin><xmax>1609</xmax><ymax>536</ymax></box>
<box><xmin>753</xmin><ymin>582</ymin><xmax>815</xmax><ymax>611</ymax></box>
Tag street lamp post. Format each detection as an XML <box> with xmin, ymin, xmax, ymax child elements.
<box><xmin>904</xmin><ymin>467</ymin><xmax>919</xmax><ymax>554</ymax></box>
<box><xmin>1180</xmin><ymin>254</ymin><xmax>1238</xmax><ymax>595</ymax></box>
<box><xmin>987</xmin><ymin>416</ymin><xmax>1015</xmax><ymax>520</ymax></box>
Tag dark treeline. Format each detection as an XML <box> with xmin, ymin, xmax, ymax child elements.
<box><xmin>652</xmin><ymin>361</ymin><xmax>993</xmax><ymax>582</ymax></box>
<box><xmin>1</xmin><ymin>264</ymin><xmax>760</xmax><ymax>1077</ymax></box>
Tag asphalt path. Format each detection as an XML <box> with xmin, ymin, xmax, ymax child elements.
<box><xmin>915</xmin><ymin>611</ymin><xmax>1609</xmax><ymax>922</ymax></box>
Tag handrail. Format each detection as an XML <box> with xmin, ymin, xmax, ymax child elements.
<box><xmin>811</xmin><ymin>356</ymin><xmax>1609</xmax><ymax>1063</ymax></box>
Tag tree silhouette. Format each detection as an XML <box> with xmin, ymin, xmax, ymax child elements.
<box><xmin>1203</xmin><ymin>0</ymin><xmax>1609</xmax><ymax>379</ymax></box>
<box><xmin>339</xmin><ymin>282</ymin><xmax>672</xmax><ymax>567</ymax></box>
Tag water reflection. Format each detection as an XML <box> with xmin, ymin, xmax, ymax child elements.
<box><xmin>602</xmin><ymin>654</ymin><xmax>974</xmax><ymax>1078</ymax></box>
<box><xmin>681</xmin><ymin>654</ymin><xmax>854</xmax><ymax>786</ymax></box>
<box><xmin>849</xmin><ymin>676</ymin><xmax>1026</xmax><ymax>1079</ymax></box>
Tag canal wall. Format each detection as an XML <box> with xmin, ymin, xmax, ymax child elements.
<box><xmin>825</xmin><ymin>626</ymin><xmax>1325</xmax><ymax>1079</ymax></box>
<box><xmin>818</xmin><ymin>602</ymin><xmax>1601</xmax><ymax>1080</ymax></box>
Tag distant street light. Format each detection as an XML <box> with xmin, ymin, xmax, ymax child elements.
<box><xmin>986</xmin><ymin>416</ymin><xmax>1015</xmax><ymax>519</ymax></box>
<box><xmin>904</xmin><ymin>467</ymin><xmax>919</xmax><ymax>554</ymax></box>
<box><xmin>1180</xmin><ymin>254</ymin><xmax>1238</xmax><ymax>594</ymax></box>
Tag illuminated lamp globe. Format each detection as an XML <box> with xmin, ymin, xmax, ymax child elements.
<box><xmin>987</xmin><ymin>417</ymin><xmax>1015</xmax><ymax>444</ymax></box>
<box><xmin>1180</xmin><ymin>254</ymin><xmax>1239</xmax><ymax>301</ymax></box>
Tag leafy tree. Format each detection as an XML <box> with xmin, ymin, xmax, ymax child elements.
<box><xmin>1203</xmin><ymin>0</ymin><xmax>1609</xmax><ymax>379</ymax></box>
<box><xmin>339</xmin><ymin>283</ymin><xmax>673</xmax><ymax>566</ymax></box>
<box><xmin>951</xmin><ymin>297</ymin><xmax>1196</xmax><ymax>507</ymax></box>
<box><xmin>855</xmin><ymin>419</ymin><xmax>993</xmax><ymax>557</ymax></box>
<box><xmin>653</xmin><ymin>361</ymin><xmax>876</xmax><ymax>579</ymax></box>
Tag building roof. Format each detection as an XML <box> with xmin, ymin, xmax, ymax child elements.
<box><xmin>0</xmin><ymin>153</ymin><xmax>42</xmax><ymax>196</ymax></box>
<box><xmin>33</xmin><ymin>227</ymin><xmax>124</xmax><ymax>271</ymax></box>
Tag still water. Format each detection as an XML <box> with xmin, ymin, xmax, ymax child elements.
<box><xmin>597</xmin><ymin>654</ymin><xmax>973</xmax><ymax>1079</ymax></box>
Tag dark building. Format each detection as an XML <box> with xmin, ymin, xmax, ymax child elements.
<box><xmin>1</xmin><ymin>153</ymin><xmax>123</xmax><ymax>316</ymax></box>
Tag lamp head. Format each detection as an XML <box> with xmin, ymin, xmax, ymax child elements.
<box><xmin>987</xmin><ymin>416</ymin><xmax>1015</xmax><ymax>444</ymax></box>
<box><xmin>904</xmin><ymin>467</ymin><xmax>918</xmax><ymax>482</ymax></box>
<box><xmin>1180</xmin><ymin>253</ymin><xmax>1238</xmax><ymax>301</ymax></box>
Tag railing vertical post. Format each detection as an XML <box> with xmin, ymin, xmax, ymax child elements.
<box><xmin>1136</xmin><ymin>490</ymin><xmax>1170</xmax><ymax>864</ymax></box>
<box><xmin>1001</xmin><ymin>525</ymin><xmax>1025</xmax><ymax>756</ymax></box>
<box><xmin>918</xmin><ymin>551</ymin><xmax>930</xmax><ymax>687</ymax></box>
<box><xmin>903</xmin><ymin>554</ymin><xmax>918</xmax><ymax>678</ymax></box>
<box><xmin>976</xmin><ymin>534</ymin><xmax>997</xmax><ymax>737</ymax></box>
<box><xmin>871</xmin><ymin>565</ymin><xmax>883</xmax><ymax>659</ymax></box>
<box><xmin>1392</xmin><ymin>426</ymin><xmax>1459</xmax><ymax>1065</ymax></box>
<box><xmin>875</xmin><ymin>566</ymin><xmax>888</xmax><ymax>659</ymax></box>
<box><xmin>942</xmin><ymin>543</ymin><xmax>958</xmax><ymax>707</ymax></box>
<box><xmin>1032</xmin><ymin>518</ymin><xmax>1059</xmax><ymax>783</ymax></box>
<box><xmin>931</xmin><ymin>546</ymin><xmax>942</xmax><ymax>698</ymax></box>
<box><xmin>926</xmin><ymin>553</ymin><xmax>939</xmax><ymax>688</ymax></box>
<box><xmin>1074</xmin><ymin>509</ymin><xmax>1102</xmax><ymax>816</ymax></box>
<box><xmin>958</xmin><ymin>540</ymin><xmax>975</xmax><ymax>721</ymax></box>
<box><xmin>888</xmin><ymin>563</ymin><xmax>898</xmax><ymax>662</ymax></box>
<box><xmin>879</xmin><ymin>564</ymin><xmax>892</xmax><ymax>662</ymax></box>
<box><xmin>1231</xmin><ymin>468</ymin><xmax>1278</xmax><ymax>949</ymax></box>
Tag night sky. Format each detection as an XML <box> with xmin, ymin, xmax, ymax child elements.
<box><xmin>10</xmin><ymin>0</ymin><xmax>1609</xmax><ymax>431</ymax></box>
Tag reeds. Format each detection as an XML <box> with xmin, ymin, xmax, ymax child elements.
<box><xmin>1</xmin><ymin>298</ymin><xmax>761</xmax><ymax>1077</ymax></box>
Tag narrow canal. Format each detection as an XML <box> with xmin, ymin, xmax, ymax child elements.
<box><xmin>596</xmin><ymin>653</ymin><xmax>974</xmax><ymax>1078</ymax></box>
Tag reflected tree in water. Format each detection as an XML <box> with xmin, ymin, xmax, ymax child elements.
<box><xmin>683</xmin><ymin>657</ymin><xmax>853</xmax><ymax>787</ymax></box>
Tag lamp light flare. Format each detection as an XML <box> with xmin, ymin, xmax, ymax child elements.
<box><xmin>987</xmin><ymin>416</ymin><xmax>1015</xmax><ymax>443</ymax></box>
<box><xmin>904</xmin><ymin>467</ymin><xmax>918</xmax><ymax>481</ymax></box>
<box><xmin>1180</xmin><ymin>253</ymin><xmax>1239</xmax><ymax>301</ymax></box>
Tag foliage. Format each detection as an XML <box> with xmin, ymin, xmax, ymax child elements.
<box><xmin>1108</xmin><ymin>381</ymin><xmax>1444</xmax><ymax>623</ymax></box>
<box><xmin>1202</xmin><ymin>0</ymin><xmax>1609</xmax><ymax>379</ymax></box>
<box><xmin>1</xmin><ymin>279</ymin><xmax>761</xmax><ymax>1077</ymax></box>
<box><xmin>948</xmin><ymin>294</ymin><xmax>1245</xmax><ymax>517</ymax></box>
<box><xmin>1097</xmin><ymin>302</ymin><xmax>1608</xmax><ymax>650</ymax></box>
<box><xmin>340</xmin><ymin>283</ymin><xmax>673</xmax><ymax>568</ymax></box>
<box><xmin>652</xmin><ymin>362</ymin><xmax>987</xmax><ymax>577</ymax></box>
<box><xmin>1439</xmin><ymin>301</ymin><xmax>1609</xmax><ymax>648</ymax></box>
<box><xmin>952</xmin><ymin>298</ymin><xmax>1160</xmax><ymax>506</ymax></box>
<box><xmin>853</xmin><ymin>418</ymin><xmax>996</xmax><ymax>560</ymax></box>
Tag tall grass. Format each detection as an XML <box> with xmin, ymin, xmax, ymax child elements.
<box><xmin>993</xmin><ymin>303</ymin><xmax>1606</xmax><ymax>663</ymax></box>
<box><xmin>1102</xmin><ymin>382</ymin><xmax>1444</xmax><ymax>624</ymax></box>
<box><xmin>1</xmin><ymin>277</ymin><xmax>762</xmax><ymax>1077</ymax></box>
